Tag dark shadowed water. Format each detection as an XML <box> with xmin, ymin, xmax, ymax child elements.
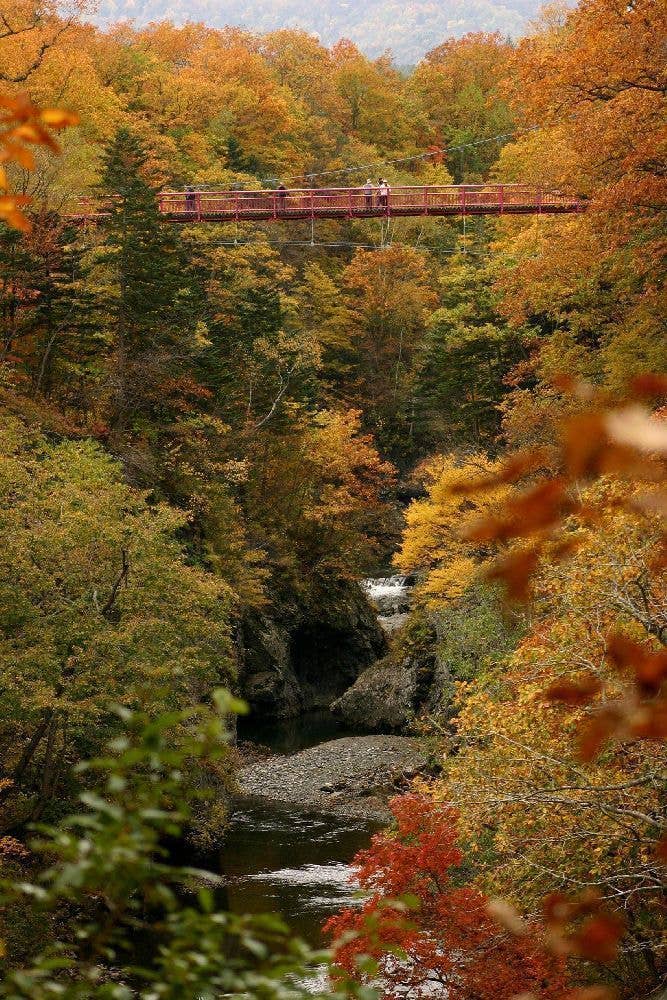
<box><xmin>222</xmin><ymin>710</ymin><xmax>379</xmax><ymax>946</ymax></box>
<box><xmin>220</xmin><ymin>801</ymin><xmax>376</xmax><ymax>944</ymax></box>
<box><xmin>236</xmin><ymin>707</ymin><xmax>359</xmax><ymax>754</ymax></box>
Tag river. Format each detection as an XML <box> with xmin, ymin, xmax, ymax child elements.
<box><xmin>224</xmin><ymin>710</ymin><xmax>380</xmax><ymax>946</ymax></box>
<box><xmin>218</xmin><ymin>573</ymin><xmax>414</xmax><ymax>986</ymax></box>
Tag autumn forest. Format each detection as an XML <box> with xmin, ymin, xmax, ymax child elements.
<box><xmin>0</xmin><ymin>0</ymin><xmax>665</xmax><ymax>998</ymax></box>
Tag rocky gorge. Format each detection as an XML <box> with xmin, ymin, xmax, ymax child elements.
<box><xmin>225</xmin><ymin>573</ymin><xmax>438</xmax><ymax>961</ymax></box>
<box><xmin>236</xmin><ymin>572</ymin><xmax>458</xmax><ymax>738</ymax></box>
<box><xmin>328</xmin><ymin>575</ymin><xmax>457</xmax><ymax>735</ymax></box>
<box><xmin>237</xmin><ymin>579</ymin><xmax>387</xmax><ymax>720</ymax></box>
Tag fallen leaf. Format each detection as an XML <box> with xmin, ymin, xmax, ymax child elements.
<box><xmin>605</xmin><ymin>406</ymin><xmax>667</xmax><ymax>456</ymax></box>
<box><xmin>577</xmin><ymin>707</ymin><xmax>622</xmax><ymax>761</ymax></box>
<box><xmin>449</xmin><ymin>449</ymin><xmax>549</xmax><ymax>495</ymax></box>
<box><xmin>485</xmin><ymin>546</ymin><xmax>541</xmax><ymax>602</ymax></box>
<box><xmin>630</xmin><ymin>373</ymin><xmax>667</xmax><ymax>398</ymax></box>
<box><xmin>40</xmin><ymin>107</ymin><xmax>80</xmax><ymax>128</ymax></box>
<box><xmin>545</xmin><ymin>673</ymin><xmax>603</xmax><ymax>706</ymax></box>
<box><xmin>571</xmin><ymin>912</ymin><xmax>625</xmax><ymax>962</ymax></box>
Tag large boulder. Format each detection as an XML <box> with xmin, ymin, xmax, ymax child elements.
<box><xmin>331</xmin><ymin>649</ymin><xmax>435</xmax><ymax>732</ymax></box>
<box><xmin>334</xmin><ymin>587</ymin><xmax>517</xmax><ymax>734</ymax></box>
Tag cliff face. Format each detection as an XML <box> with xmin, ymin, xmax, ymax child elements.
<box><xmin>333</xmin><ymin>584</ymin><xmax>521</xmax><ymax>733</ymax></box>
<box><xmin>238</xmin><ymin>580</ymin><xmax>387</xmax><ymax>720</ymax></box>
<box><xmin>330</xmin><ymin>637</ymin><xmax>460</xmax><ymax>732</ymax></box>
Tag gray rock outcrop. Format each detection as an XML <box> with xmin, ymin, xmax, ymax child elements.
<box><xmin>238</xmin><ymin>580</ymin><xmax>387</xmax><ymax>720</ymax></box>
<box><xmin>331</xmin><ymin>647</ymin><xmax>438</xmax><ymax>732</ymax></box>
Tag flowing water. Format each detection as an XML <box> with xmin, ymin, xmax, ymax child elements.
<box><xmin>221</xmin><ymin>799</ymin><xmax>377</xmax><ymax>944</ymax></box>
<box><xmin>224</xmin><ymin>710</ymin><xmax>379</xmax><ymax>946</ymax></box>
<box><xmin>361</xmin><ymin>575</ymin><xmax>413</xmax><ymax>633</ymax></box>
<box><xmin>220</xmin><ymin>575</ymin><xmax>412</xmax><ymax>979</ymax></box>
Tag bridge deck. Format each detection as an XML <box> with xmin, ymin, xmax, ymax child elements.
<box><xmin>70</xmin><ymin>184</ymin><xmax>583</xmax><ymax>223</ymax></box>
<box><xmin>158</xmin><ymin>184</ymin><xmax>582</xmax><ymax>222</ymax></box>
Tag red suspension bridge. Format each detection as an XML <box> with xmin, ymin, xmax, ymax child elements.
<box><xmin>72</xmin><ymin>184</ymin><xmax>584</xmax><ymax>223</ymax></box>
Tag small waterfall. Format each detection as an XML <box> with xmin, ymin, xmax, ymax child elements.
<box><xmin>361</xmin><ymin>575</ymin><xmax>414</xmax><ymax>633</ymax></box>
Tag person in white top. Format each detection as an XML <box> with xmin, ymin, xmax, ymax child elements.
<box><xmin>378</xmin><ymin>178</ymin><xmax>390</xmax><ymax>208</ymax></box>
<box><xmin>363</xmin><ymin>178</ymin><xmax>374</xmax><ymax>209</ymax></box>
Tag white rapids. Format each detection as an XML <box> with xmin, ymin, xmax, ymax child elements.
<box><xmin>361</xmin><ymin>575</ymin><xmax>414</xmax><ymax>632</ymax></box>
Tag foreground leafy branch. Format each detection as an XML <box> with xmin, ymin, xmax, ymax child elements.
<box><xmin>0</xmin><ymin>90</ymin><xmax>78</xmax><ymax>230</ymax></box>
<box><xmin>0</xmin><ymin>694</ymin><xmax>375</xmax><ymax>999</ymax></box>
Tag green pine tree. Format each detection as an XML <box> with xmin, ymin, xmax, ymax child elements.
<box><xmin>0</xmin><ymin>216</ymin><xmax>105</xmax><ymax>417</ymax></box>
<box><xmin>413</xmin><ymin>255</ymin><xmax>527</xmax><ymax>451</ymax></box>
<box><xmin>31</xmin><ymin>219</ymin><xmax>107</xmax><ymax>404</ymax></box>
<box><xmin>98</xmin><ymin>128</ymin><xmax>209</xmax><ymax>452</ymax></box>
<box><xmin>0</xmin><ymin>224</ymin><xmax>34</xmax><ymax>364</ymax></box>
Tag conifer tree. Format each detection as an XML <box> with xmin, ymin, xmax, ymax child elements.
<box><xmin>30</xmin><ymin>220</ymin><xmax>105</xmax><ymax>404</ymax></box>
<box><xmin>98</xmin><ymin>128</ymin><xmax>209</xmax><ymax>455</ymax></box>
<box><xmin>413</xmin><ymin>256</ymin><xmax>525</xmax><ymax>451</ymax></box>
<box><xmin>0</xmin><ymin>224</ymin><xmax>36</xmax><ymax>365</ymax></box>
<box><xmin>0</xmin><ymin>217</ymin><xmax>104</xmax><ymax>416</ymax></box>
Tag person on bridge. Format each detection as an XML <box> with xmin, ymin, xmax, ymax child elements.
<box><xmin>378</xmin><ymin>178</ymin><xmax>390</xmax><ymax>208</ymax></box>
<box><xmin>363</xmin><ymin>178</ymin><xmax>374</xmax><ymax>208</ymax></box>
<box><xmin>185</xmin><ymin>185</ymin><xmax>196</xmax><ymax>213</ymax></box>
<box><xmin>277</xmin><ymin>183</ymin><xmax>287</xmax><ymax>211</ymax></box>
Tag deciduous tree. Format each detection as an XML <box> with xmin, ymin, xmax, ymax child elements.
<box><xmin>326</xmin><ymin>794</ymin><xmax>567</xmax><ymax>999</ymax></box>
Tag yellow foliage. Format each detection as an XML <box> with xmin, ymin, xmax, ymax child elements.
<box><xmin>395</xmin><ymin>453</ymin><xmax>512</xmax><ymax>607</ymax></box>
<box><xmin>429</xmin><ymin>478</ymin><xmax>666</xmax><ymax>926</ymax></box>
<box><xmin>0</xmin><ymin>90</ymin><xmax>78</xmax><ymax>229</ymax></box>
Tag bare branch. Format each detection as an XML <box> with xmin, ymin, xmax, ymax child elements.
<box><xmin>100</xmin><ymin>547</ymin><xmax>130</xmax><ymax>618</ymax></box>
<box><xmin>0</xmin><ymin>18</ymin><xmax>73</xmax><ymax>83</ymax></box>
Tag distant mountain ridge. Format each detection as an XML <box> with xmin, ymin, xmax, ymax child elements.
<box><xmin>90</xmin><ymin>0</ymin><xmax>543</xmax><ymax>63</ymax></box>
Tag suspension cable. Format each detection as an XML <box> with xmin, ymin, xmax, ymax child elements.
<box><xmin>265</xmin><ymin>125</ymin><xmax>540</xmax><ymax>184</ymax></box>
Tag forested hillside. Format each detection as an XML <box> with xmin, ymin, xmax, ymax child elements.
<box><xmin>0</xmin><ymin>0</ymin><xmax>665</xmax><ymax>996</ymax></box>
<box><xmin>92</xmin><ymin>0</ymin><xmax>543</xmax><ymax>64</ymax></box>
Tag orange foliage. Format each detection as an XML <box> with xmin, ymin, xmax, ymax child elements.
<box><xmin>457</xmin><ymin>379</ymin><xmax>667</xmax><ymax>988</ymax></box>
<box><xmin>326</xmin><ymin>794</ymin><xmax>568</xmax><ymax>1000</ymax></box>
<box><xmin>507</xmin><ymin>0</ymin><xmax>666</xmax><ymax>214</ymax></box>
<box><xmin>451</xmin><ymin>379</ymin><xmax>667</xmax><ymax>609</ymax></box>
<box><xmin>0</xmin><ymin>90</ymin><xmax>78</xmax><ymax>229</ymax></box>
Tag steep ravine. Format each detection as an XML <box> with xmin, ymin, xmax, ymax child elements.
<box><xmin>222</xmin><ymin>576</ymin><xmax>428</xmax><ymax>967</ymax></box>
<box><xmin>222</xmin><ymin>576</ymin><xmax>429</xmax><ymax>964</ymax></box>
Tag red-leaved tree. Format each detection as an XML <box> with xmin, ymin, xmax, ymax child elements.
<box><xmin>325</xmin><ymin>794</ymin><xmax>568</xmax><ymax>999</ymax></box>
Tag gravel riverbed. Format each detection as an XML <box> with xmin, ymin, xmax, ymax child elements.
<box><xmin>238</xmin><ymin>734</ymin><xmax>427</xmax><ymax>822</ymax></box>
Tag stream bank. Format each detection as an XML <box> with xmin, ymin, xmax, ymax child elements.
<box><xmin>222</xmin><ymin>707</ymin><xmax>424</xmax><ymax>955</ymax></box>
<box><xmin>239</xmin><ymin>733</ymin><xmax>426</xmax><ymax>822</ymax></box>
<box><xmin>221</xmin><ymin>710</ymin><xmax>388</xmax><ymax>950</ymax></box>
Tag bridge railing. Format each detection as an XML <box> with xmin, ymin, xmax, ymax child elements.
<box><xmin>157</xmin><ymin>184</ymin><xmax>580</xmax><ymax>218</ymax></box>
